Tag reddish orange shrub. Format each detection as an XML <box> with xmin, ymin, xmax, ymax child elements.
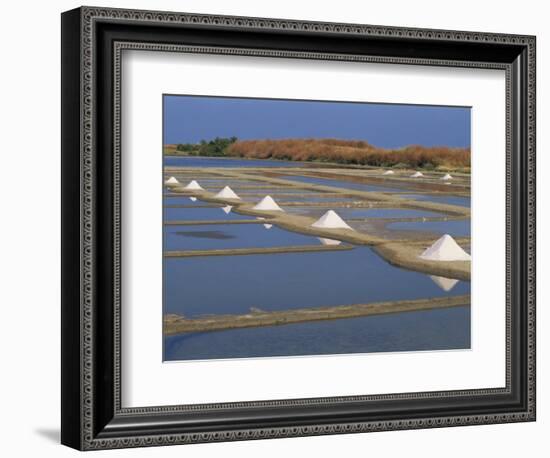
<box><xmin>226</xmin><ymin>139</ymin><xmax>470</xmax><ymax>169</ymax></box>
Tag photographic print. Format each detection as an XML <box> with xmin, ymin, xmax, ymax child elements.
<box><xmin>162</xmin><ymin>95</ymin><xmax>471</xmax><ymax>362</ymax></box>
<box><xmin>61</xmin><ymin>9</ymin><xmax>536</xmax><ymax>448</ymax></box>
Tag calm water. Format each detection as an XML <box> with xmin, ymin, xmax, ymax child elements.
<box><xmin>164</xmin><ymin>306</ymin><xmax>470</xmax><ymax>360</ymax></box>
<box><xmin>163</xmin><ymin>207</ymin><xmax>251</xmax><ymax>221</ymax></box>
<box><xmin>164</xmin><ymin>196</ymin><xmax>221</xmax><ymax>206</ymax></box>
<box><xmin>284</xmin><ymin>207</ymin><xmax>444</xmax><ymax>219</ymax></box>
<box><xmin>240</xmin><ymin>194</ymin><xmax>351</xmax><ymax>204</ymax></box>
<box><xmin>387</xmin><ymin>219</ymin><xmax>471</xmax><ymax>237</ymax></box>
<box><xmin>200</xmin><ymin>181</ymin><xmax>268</xmax><ymax>188</ymax></box>
<box><xmin>164</xmin><ymin>247</ymin><xmax>469</xmax><ymax>318</ymax></box>
<box><xmin>164</xmin><ymin>223</ymin><xmax>320</xmax><ymax>251</ymax></box>
<box><xmin>282</xmin><ymin>175</ymin><xmax>405</xmax><ymax>193</ymax></box>
<box><xmin>399</xmin><ymin>194</ymin><xmax>471</xmax><ymax>208</ymax></box>
<box><xmin>274</xmin><ymin>196</ymin><xmax>363</xmax><ymax>203</ymax></box>
<box><xmin>163</xmin><ymin>157</ymin><xmax>471</xmax><ymax>361</ymax></box>
<box><xmin>236</xmin><ymin>188</ymin><xmax>322</xmax><ymax>194</ymax></box>
<box><xmin>164</xmin><ymin>156</ymin><xmax>307</xmax><ymax>168</ymax></box>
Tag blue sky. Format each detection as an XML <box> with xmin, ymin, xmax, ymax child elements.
<box><xmin>163</xmin><ymin>95</ymin><xmax>470</xmax><ymax>148</ymax></box>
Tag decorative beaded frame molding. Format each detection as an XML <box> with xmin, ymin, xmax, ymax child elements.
<box><xmin>63</xmin><ymin>5</ymin><xmax>536</xmax><ymax>450</ymax></box>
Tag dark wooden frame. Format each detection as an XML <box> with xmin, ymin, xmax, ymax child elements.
<box><xmin>61</xmin><ymin>6</ymin><xmax>536</xmax><ymax>450</ymax></box>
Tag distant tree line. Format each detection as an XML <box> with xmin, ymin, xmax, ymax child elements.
<box><xmin>225</xmin><ymin>138</ymin><xmax>470</xmax><ymax>171</ymax></box>
<box><xmin>170</xmin><ymin>137</ymin><xmax>470</xmax><ymax>171</ymax></box>
<box><xmin>176</xmin><ymin>136</ymin><xmax>238</xmax><ymax>157</ymax></box>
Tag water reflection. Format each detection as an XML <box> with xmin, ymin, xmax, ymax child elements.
<box><xmin>429</xmin><ymin>275</ymin><xmax>459</xmax><ymax>292</ymax></box>
<box><xmin>164</xmin><ymin>306</ymin><xmax>471</xmax><ymax>360</ymax></box>
<box><xmin>318</xmin><ymin>237</ymin><xmax>342</xmax><ymax>246</ymax></box>
<box><xmin>285</xmin><ymin>207</ymin><xmax>444</xmax><ymax>219</ymax></box>
<box><xmin>164</xmin><ymin>247</ymin><xmax>470</xmax><ymax>317</ymax></box>
<box><xmin>164</xmin><ymin>223</ymin><xmax>321</xmax><ymax>251</ymax></box>
<box><xmin>387</xmin><ymin>219</ymin><xmax>470</xmax><ymax>237</ymax></box>
<box><xmin>282</xmin><ymin>175</ymin><xmax>404</xmax><ymax>193</ymax></box>
<box><xmin>400</xmin><ymin>194</ymin><xmax>470</xmax><ymax>208</ymax></box>
<box><xmin>164</xmin><ymin>207</ymin><xmax>250</xmax><ymax>221</ymax></box>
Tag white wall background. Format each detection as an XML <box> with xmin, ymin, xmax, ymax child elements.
<box><xmin>0</xmin><ymin>0</ymin><xmax>545</xmax><ymax>456</ymax></box>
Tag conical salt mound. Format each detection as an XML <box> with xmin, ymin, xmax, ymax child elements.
<box><xmin>189</xmin><ymin>197</ymin><xmax>197</xmax><ymax>202</ymax></box>
<box><xmin>165</xmin><ymin>176</ymin><xmax>179</xmax><ymax>185</ymax></box>
<box><xmin>410</xmin><ymin>171</ymin><xmax>424</xmax><ymax>178</ymax></box>
<box><xmin>419</xmin><ymin>234</ymin><xmax>471</xmax><ymax>261</ymax></box>
<box><xmin>318</xmin><ymin>237</ymin><xmax>342</xmax><ymax>246</ymax></box>
<box><xmin>214</xmin><ymin>186</ymin><xmax>240</xmax><ymax>199</ymax></box>
<box><xmin>221</xmin><ymin>205</ymin><xmax>232</xmax><ymax>214</ymax></box>
<box><xmin>429</xmin><ymin>275</ymin><xmax>459</xmax><ymax>292</ymax></box>
<box><xmin>440</xmin><ymin>173</ymin><xmax>453</xmax><ymax>181</ymax></box>
<box><xmin>311</xmin><ymin>210</ymin><xmax>353</xmax><ymax>230</ymax></box>
<box><xmin>184</xmin><ymin>180</ymin><xmax>203</xmax><ymax>190</ymax></box>
<box><xmin>383</xmin><ymin>170</ymin><xmax>395</xmax><ymax>175</ymax></box>
<box><xmin>252</xmin><ymin>195</ymin><xmax>283</xmax><ymax>211</ymax></box>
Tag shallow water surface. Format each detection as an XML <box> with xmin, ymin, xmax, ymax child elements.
<box><xmin>164</xmin><ymin>306</ymin><xmax>470</xmax><ymax>360</ymax></box>
<box><xmin>164</xmin><ymin>206</ymin><xmax>251</xmax><ymax>221</ymax></box>
<box><xmin>164</xmin><ymin>247</ymin><xmax>470</xmax><ymax>318</ymax></box>
<box><xmin>164</xmin><ymin>223</ymin><xmax>320</xmax><ymax>251</ymax></box>
<box><xmin>399</xmin><ymin>194</ymin><xmax>471</xmax><ymax>208</ymax></box>
<box><xmin>240</xmin><ymin>193</ymin><xmax>341</xmax><ymax>204</ymax></box>
<box><xmin>162</xmin><ymin>157</ymin><xmax>471</xmax><ymax>361</ymax></box>
<box><xmin>164</xmin><ymin>196</ymin><xmax>221</xmax><ymax>206</ymax></box>
<box><xmin>282</xmin><ymin>175</ymin><xmax>405</xmax><ymax>193</ymax></box>
<box><xmin>387</xmin><ymin>219</ymin><xmax>471</xmax><ymax>237</ymax></box>
<box><xmin>284</xmin><ymin>207</ymin><xmax>444</xmax><ymax>219</ymax></box>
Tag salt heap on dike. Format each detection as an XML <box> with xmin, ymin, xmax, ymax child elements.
<box><xmin>311</xmin><ymin>210</ymin><xmax>353</xmax><ymax>230</ymax></box>
<box><xmin>252</xmin><ymin>195</ymin><xmax>283</xmax><ymax>211</ymax></box>
<box><xmin>410</xmin><ymin>171</ymin><xmax>424</xmax><ymax>178</ymax></box>
<box><xmin>165</xmin><ymin>176</ymin><xmax>179</xmax><ymax>185</ymax></box>
<box><xmin>214</xmin><ymin>186</ymin><xmax>240</xmax><ymax>199</ymax></box>
<box><xmin>383</xmin><ymin>170</ymin><xmax>395</xmax><ymax>175</ymax></box>
<box><xmin>318</xmin><ymin>237</ymin><xmax>342</xmax><ymax>246</ymax></box>
<box><xmin>419</xmin><ymin>234</ymin><xmax>471</xmax><ymax>261</ymax></box>
<box><xmin>184</xmin><ymin>180</ymin><xmax>203</xmax><ymax>190</ymax></box>
<box><xmin>429</xmin><ymin>275</ymin><xmax>459</xmax><ymax>292</ymax></box>
<box><xmin>440</xmin><ymin>173</ymin><xmax>453</xmax><ymax>181</ymax></box>
<box><xmin>221</xmin><ymin>205</ymin><xmax>232</xmax><ymax>214</ymax></box>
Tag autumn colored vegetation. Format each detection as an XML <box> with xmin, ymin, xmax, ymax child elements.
<box><xmin>163</xmin><ymin>144</ymin><xmax>178</xmax><ymax>155</ymax></box>
<box><xmin>166</xmin><ymin>137</ymin><xmax>470</xmax><ymax>170</ymax></box>
<box><xmin>226</xmin><ymin>139</ymin><xmax>470</xmax><ymax>170</ymax></box>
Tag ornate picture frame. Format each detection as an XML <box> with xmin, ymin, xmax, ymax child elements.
<box><xmin>61</xmin><ymin>6</ymin><xmax>536</xmax><ymax>450</ymax></box>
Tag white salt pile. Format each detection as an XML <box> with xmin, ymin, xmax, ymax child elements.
<box><xmin>164</xmin><ymin>176</ymin><xmax>179</xmax><ymax>185</ymax></box>
<box><xmin>184</xmin><ymin>180</ymin><xmax>203</xmax><ymax>190</ymax></box>
<box><xmin>214</xmin><ymin>186</ymin><xmax>240</xmax><ymax>199</ymax></box>
<box><xmin>440</xmin><ymin>173</ymin><xmax>453</xmax><ymax>181</ymax></box>
<box><xmin>383</xmin><ymin>170</ymin><xmax>395</xmax><ymax>175</ymax></box>
<box><xmin>252</xmin><ymin>195</ymin><xmax>283</xmax><ymax>211</ymax></box>
<box><xmin>419</xmin><ymin>234</ymin><xmax>471</xmax><ymax>261</ymax></box>
<box><xmin>311</xmin><ymin>210</ymin><xmax>353</xmax><ymax>230</ymax></box>
<box><xmin>410</xmin><ymin>171</ymin><xmax>424</xmax><ymax>178</ymax></box>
